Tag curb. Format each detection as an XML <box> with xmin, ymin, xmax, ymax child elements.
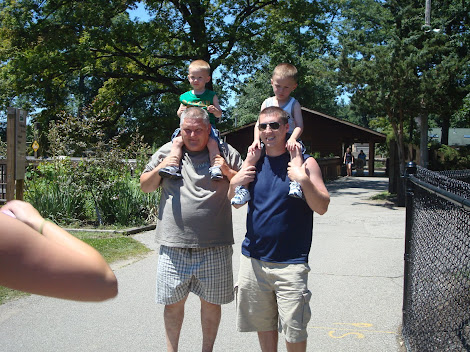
<box><xmin>65</xmin><ymin>224</ymin><xmax>156</xmax><ymax>236</ymax></box>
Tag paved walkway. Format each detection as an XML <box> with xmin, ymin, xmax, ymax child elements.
<box><xmin>0</xmin><ymin>176</ymin><xmax>405</xmax><ymax>351</ymax></box>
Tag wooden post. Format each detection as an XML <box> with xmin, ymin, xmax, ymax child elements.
<box><xmin>6</xmin><ymin>108</ymin><xmax>16</xmax><ymax>201</ymax></box>
<box><xmin>16</xmin><ymin>179</ymin><xmax>24</xmax><ymax>200</ymax></box>
<box><xmin>15</xmin><ymin>108</ymin><xmax>27</xmax><ymax>201</ymax></box>
<box><xmin>6</xmin><ymin>107</ymin><xmax>28</xmax><ymax>201</ymax></box>
<box><xmin>368</xmin><ymin>141</ymin><xmax>375</xmax><ymax>176</ymax></box>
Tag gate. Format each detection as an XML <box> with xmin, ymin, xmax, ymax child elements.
<box><xmin>402</xmin><ymin>163</ymin><xmax>470</xmax><ymax>351</ymax></box>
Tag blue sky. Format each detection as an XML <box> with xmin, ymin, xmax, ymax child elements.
<box><xmin>127</xmin><ymin>2</ymin><xmax>151</xmax><ymax>22</ymax></box>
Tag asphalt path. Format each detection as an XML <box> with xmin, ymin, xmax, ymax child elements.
<box><xmin>0</xmin><ymin>176</ymin><xmax>405</xmax><ymax>351</ymax></box>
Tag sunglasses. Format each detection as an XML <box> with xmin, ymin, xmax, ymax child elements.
<box><xmin>258</xmin><ymin>122</ymin><xmax>282</xmax><ymax>131</ymax></box>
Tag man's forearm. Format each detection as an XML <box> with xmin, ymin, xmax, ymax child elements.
<box><xmin>300</xmin><ymin>180</ymin><xmax>330</xmax><ymax>215</ymax></box>
<box><xmin>297</xmin><ymin>159</ymin><xmax>330</xmax><ymax>215</ymax></box>
<box><xmin>140</xmin><ymin>168</ymin><xmax>162</xmax><ymax>193</ymax></box>
<box><xmin>141</xmin><ymin>156</ymin><xmax>175</xmax><ymax>193</ymax></box>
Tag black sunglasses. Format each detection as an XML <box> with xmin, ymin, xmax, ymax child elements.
<box><xmin>258</xmin><ymin>122</ymin><xmax>281</xmax><ymax>131</ymax></box>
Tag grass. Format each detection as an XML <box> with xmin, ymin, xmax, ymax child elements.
<box><xmin>0</xmin><ymin>287</ymin><xmax>30</xmax><ymax>304</ymax></box>
<box><xmin>80</xmin><ymin>236</ymin><xmax>151</xmax><ymax>263</ymax></box>
<box><xmin>0</xmin><ymin>232</ymin><xmax>151</xmax><ymax>305</ymax></box>
<box><xmin>369</xmin><ymin>191</ymin><xmax>396</xmax><ymax>201</ymax></box>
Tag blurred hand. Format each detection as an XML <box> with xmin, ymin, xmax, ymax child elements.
<box><xmin>177</xmin><ymin>105</ymin><xmax>188</xmax><ymax>117</ymax></box>
<box><xmin>2</xmin><ymin>200</ymin><xmax>44</xmax><ymax>232</ymax></box>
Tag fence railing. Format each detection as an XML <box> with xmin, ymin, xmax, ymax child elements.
<box><xmin>402</xmin><ymin>163</ymin><xmax>470</xmax><ymax>351</ymax></box>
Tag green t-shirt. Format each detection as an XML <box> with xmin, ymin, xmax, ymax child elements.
<box><xmin>180</xmin><ymin>90</ymin><xmax>217</xmax><ymax>125</ymax></box>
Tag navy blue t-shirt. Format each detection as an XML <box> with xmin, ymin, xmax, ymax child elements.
<box><xmin>242</xmin><ymin>152</ymin><xmax>314</xmax><ymax>263</ymax></box>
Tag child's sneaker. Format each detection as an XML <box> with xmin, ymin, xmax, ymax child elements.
<box><xmin>209</xmin><ymin>166</ymin><xmax>223</xmax><ymax>180</ymax></box>
<box><xmin>288</xmin><ymin>180</ymin><xmax>303</xmax><ymax>199</ymax></box>
<box><xmin>158</xmin><ymin>165</ymin><xmax>182</xmax><ymax>179</ymax></box>
<box><xmin>231</xmin><ymin>186</ymin><xmax>251</xmax><ymax>205</ymax></box>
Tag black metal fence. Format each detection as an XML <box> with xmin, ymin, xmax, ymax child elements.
<box><xmin>402</xmin><ymin>163</ymin><xmax>470</xmax><ymax>351</ymax></box>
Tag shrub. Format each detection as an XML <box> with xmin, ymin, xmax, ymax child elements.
<box><xmin>93</xmin><ymin>170</ymin><xmax>159</xmax><ymax>226</ymax></box>
<box><xmin>24</xmin><ymin>105</ymin><xmax>159</xmax><ymax>227</ymax></box>
<box><xmin>429</xmin><ymin>144</ymin><xmax>470</xmax><ymax>171</ymax></box>
<box><xmin>25</xmin><ymin>159</ymin><xmax>87</xmax><ymax>223</ymax></box>
<box><xmin>26</xmin><ymin>156</ymin><xmax>159</xmax><ymax>226</ymax></box>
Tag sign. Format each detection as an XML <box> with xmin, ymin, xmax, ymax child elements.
<box><xmin>32</xmin><ymin>140</ymin><xmax>39</xmax><ymax>152</ymax></box>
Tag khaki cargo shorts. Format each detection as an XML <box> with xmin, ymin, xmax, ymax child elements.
<box><xmin>235</xmin><ymin>254</ymin><xmax>312</xmax><ymax>343</ymax></box>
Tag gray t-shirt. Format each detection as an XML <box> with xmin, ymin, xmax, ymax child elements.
<box><xmin>143</xmin><ymin>141</ymin><xmax>243</xmax><ymax>248</ymax></box>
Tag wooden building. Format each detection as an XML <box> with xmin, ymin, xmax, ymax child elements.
<box><xmin>222</xmin><ymin>107</ymin><xmax>387</xmax><ymax>177</ymax></box>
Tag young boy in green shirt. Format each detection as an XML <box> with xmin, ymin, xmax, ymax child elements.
<box><xmin>158</xmin><ymin>60</ymin><xmax>225</xmax><ymax>180</ymax></box>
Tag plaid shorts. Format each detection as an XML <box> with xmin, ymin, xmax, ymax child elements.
<box><xmin>156</xmin><ymin>245</ymin><xmax>234</xmax><ymax>305</ymax></box>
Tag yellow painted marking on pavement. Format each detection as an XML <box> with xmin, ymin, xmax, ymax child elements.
<box><xmin>329</xmin><ymin>331</ymin><xmax>365</xmax><ymax>339</ymax></box>
<box><xmin>310</xmin><ymin>322</ymin><xmax>396</xmax><ymax>339</ymax></box>
<box><xmin>333</xmin><ymin>322</ymin><xmax>373</xmax><ymax>328</ymax></box>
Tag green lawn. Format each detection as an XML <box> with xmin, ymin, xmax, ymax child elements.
<box><xmin>0</xmin><ymin>232</ymin><xmax>151</xmax><ymax>305</ymax></box>
<box><xmin>369</xmin><ymin>191</ymin><xmax>397</xmax><ymax>202</ymax></box>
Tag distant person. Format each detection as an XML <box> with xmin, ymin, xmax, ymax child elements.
<box><xmin>356</xmin><ymin>150</ymin><xmax>367</xmax><ymax>175</ymax></box>
<box><xmin>228</xmin><ymin>106</ymin><xmax>330</xmax><ymax>352</ymax></box>
<box><xmin>231</xmin><ymin>63</ymin><xmax>305</xmax><ymax>205</ymax></box>
<box><xmin>0</xmin><ymin>200</ymin><xmax>118</xmax><ymax>301</ymax></box>
<box><xmin>158</xmin><ymin>59</ymin><xmax>226</xmax><ymax>181</ymax></box>
<box><xmin>140</xmin><ymin>107</ymin><xmax>242</xmax><ymax>352</ymax></box>
<box><xmin>343</xmin><ymin>147</ymin><xmax>354</xmax><ymax>177</ymax></box>
<box><xmin>358</xmin><ymin>150</ymin><xmax>366</xmax><ymax>162</ymax></box>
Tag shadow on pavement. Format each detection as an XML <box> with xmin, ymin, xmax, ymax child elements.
<box><xmin>326</xmin><ymin>176</ymin><xmax>390</xmax><ymax>195</ymax></box>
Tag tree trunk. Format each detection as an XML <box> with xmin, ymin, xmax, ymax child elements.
<box><xmin>390</xmin><ymin>119</ymin><xmax>406</xmax><ymax>206</ymax></box>
<box><xmin>441</xmin><ymin>114</ymin><xmax>450</xmax><ymax>145</ymax></box>
<box><xmin>418</xmin><ymin>113</ymin><xmax>429</xmax><ymax>168</ymax></box>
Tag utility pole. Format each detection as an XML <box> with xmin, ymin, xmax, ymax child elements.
<box><xmin>425</xmin><ymin>0</ymin><xmax>431</xmax><ymax>27</ymax></box>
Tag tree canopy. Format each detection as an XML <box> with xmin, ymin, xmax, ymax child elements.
<box><xmin>1</xmin><ymin>0</ymin><xmax>287</xmax><ymax>146</ymax></box>
<box><xmin>336</xmin><ymin>0</ymin><xmax>469</xmax><ymax>170</ymax></box>
<box><xmin>0</xmin><ymin>0</ymin><xmax>468</xmax><ymax>163</ymax></box>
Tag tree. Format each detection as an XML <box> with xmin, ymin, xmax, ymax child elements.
<box><xmin>337</xmin><ymin>0</ymin><xmax>469</xmax><ymax>176</ymax></box>
<box><xmin>0</xmin><ymin>0</ymin><xmax>279</xmax><ymax>147</ymax></box>
<box><xmin>452</xmin><ymin>93</ymin><xmax>470</xmax><ymax>128</ymax></box>
<box><xmin>233</xmin><ymin>0</ymin><xmax>339</xmax><ymax>126</ymax></box>
<box><xmin>338</xmin><ymin>0</ymin><xmax>418</xmax><ymax>178</ymax></box>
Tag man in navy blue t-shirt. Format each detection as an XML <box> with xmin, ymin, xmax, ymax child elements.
<box><xmin>229</xmin><ymin>106</ymin><xmax>330</xmax><ymax>352</ymax></box>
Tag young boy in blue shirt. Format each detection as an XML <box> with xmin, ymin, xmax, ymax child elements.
<box><xmin>231</xmin><ymin>63</ymin><xmax>305</xmax><ymax>204</ymax></box>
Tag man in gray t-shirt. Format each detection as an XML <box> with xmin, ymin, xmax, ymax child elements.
<box><xmin>140</xmin><ymin>107</ymin><xmax>242</xmax><ymax>352</ymax></box>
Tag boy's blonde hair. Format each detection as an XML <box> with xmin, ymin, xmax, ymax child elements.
<box><xmin>188</xmin><ymin>60</ymin><xmax>211</xmax><ymax>74</ymax></box>
<box><xmin>272</xmin><ymin>63</ymin><xmax>298</xmax><ymax>82</ymax></box>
